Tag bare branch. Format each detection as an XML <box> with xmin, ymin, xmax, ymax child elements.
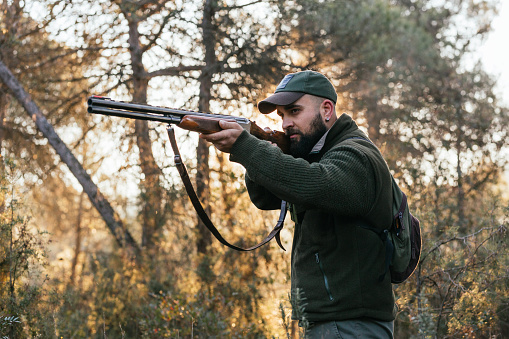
<box><xmin>146</xmin><ymin>65</ymin><xmax>204</xmax><ymax>78</ymax></box>
<box><xmin>0</xmin><ymin>59</ymin><xmax>141</xmax><ymax>258</ymax></box>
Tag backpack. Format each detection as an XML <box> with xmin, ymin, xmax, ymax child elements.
<box><xmin>363</xmin><ymin>175</ymin><xmax>422</xmax><ymax>284</ymax></box>
<box><xmin>347</xmin><ymin>136</ymin><xmax>422</xmax><ymax>284</ymax></box>
<box><xmin>386</xmin><ymin>176</ymin><xmax>422</xmax><ymax>283</ymax></box>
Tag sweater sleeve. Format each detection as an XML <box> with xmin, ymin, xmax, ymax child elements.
<box><xmin>245</xmin><ymin>171</ymin><xmax>282</xmax><ymax>210</ymax></box>
<box><xmin>230</xmin><ymin>130</ymin><xmax>376</xmax><ymax>217</ymax></box>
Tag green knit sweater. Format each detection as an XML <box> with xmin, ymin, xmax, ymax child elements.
<box><xmin>229</xmin><ymin>113</ymin><xmax>396</xmax><ymax>322</ymax></box>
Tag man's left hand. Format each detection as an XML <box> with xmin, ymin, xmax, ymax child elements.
<box><xmin>199</xmin><ymin>120</ymin><xmax>244</xmax><ymax>153</ymax></box>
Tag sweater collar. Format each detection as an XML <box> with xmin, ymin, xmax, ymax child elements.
<box><xmin>309</xmin><ymin>113</ymin><xmax>362</xmax><ymax>155</ymax></box>
<box><xmin>309</xmin><ymin>130</ymin><xmax>330</xmax><ymax>154</ymax></box>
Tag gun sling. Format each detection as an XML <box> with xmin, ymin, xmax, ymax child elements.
<box><xmin>167</xmin><ymin>127</ymin><xmax>287</xmax><ymax>251</ymax></box>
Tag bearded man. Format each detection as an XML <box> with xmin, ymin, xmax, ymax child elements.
<box><xmin>200</xmin><ymin>70</ymin><xmax>396</xmax><ymax>338</ymax></box>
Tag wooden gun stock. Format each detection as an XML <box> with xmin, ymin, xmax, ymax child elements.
<box><xmin>248</xmin><ymin>120</ymin><xmax>290</xmax><ymax>154</ymax></box>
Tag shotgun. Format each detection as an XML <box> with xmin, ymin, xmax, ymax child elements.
<box><xmin>87</xmin><ymin>96</ymin><xmax>290</xmax><ymax>153</ymax></box>
<box><xmin>87</xmin><ymin>95</ymin><xmax>288</xmax><ymax>251</ymax></box>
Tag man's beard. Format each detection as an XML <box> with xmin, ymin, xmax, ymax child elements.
<box><xmin>286</xmin><ymin>112</ymin><xmax>327</xmax><ymax>158</ymax></box>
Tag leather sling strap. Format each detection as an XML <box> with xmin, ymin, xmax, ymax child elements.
<box><xmin>167</xmin><ymin>127</ymin><xmax>287</xmax><ymax>251</ymax></box>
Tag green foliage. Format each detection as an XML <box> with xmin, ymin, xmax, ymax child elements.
<box><xmin>394</xmin><ymin>192</ymin><xmax>509</xmax><ymax>338</ymax></box>
<box><xmin>139</xmin><ymin>291</ymin><xmax>230</xmax><ymax>338</ymax></box>
<box><xmin>496</xmin><ymin>297</ymin><xmax>509</xmax><ymax>338</ymax></box>
<box><xmin>0</xmin><ymin>316</ymin><xmax>20</xmax><ymax>339</ymax></box>
<box><xmin>276</xmin><ymin>289</ymin><xmax>309</xmax><ymax>339</ymax></box>
<box><xmin>0</xmin><ymin>158</ymin><xmax>55</xmax><ymax>338</ymax></box>
<box><xmin>290</xmin><ymin>288</ymin><xmax>309</xmax><ymax>338</ymax></box>
<box><xmin>50</xmin><ymin>250</ymin><xmax>278</xmax><ymax>337</ymax></box>
<box><xmin>279</xmin><ymin>301</ymin><xmax>292</xmax><ymax>339</ymax></box>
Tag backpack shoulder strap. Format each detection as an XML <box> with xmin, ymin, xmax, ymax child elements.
<box><xmin>167</xmin><ymin>127</ymin><xmax>287</xmax><ymax>251</ymax></box>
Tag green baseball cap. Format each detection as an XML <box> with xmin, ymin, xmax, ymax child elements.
<box><xmin>258</xmin><ymin>70</ymin><xmax>337</xmax><ymax>114</ymax></box>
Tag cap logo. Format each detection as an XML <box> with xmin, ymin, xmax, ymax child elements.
<box><xmin>276</xmin><ymin>74</ymin><xmax>294</xmax><ymax>91</ymax></box>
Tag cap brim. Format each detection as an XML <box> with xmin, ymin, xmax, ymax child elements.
<box><xmin>257</xmin><ymin>92</ymin><xmax>305</xmax><ymax>114</ymax></box>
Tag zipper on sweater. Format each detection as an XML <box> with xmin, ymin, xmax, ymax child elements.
<box><xmin>315</xmin><ymin>253</ymin><xmax>334</xmax><ymax>301</ymax></box>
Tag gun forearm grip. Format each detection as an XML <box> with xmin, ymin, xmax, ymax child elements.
<box><xmin>178</xmin><ymin>115</ymin><xmax>290</xmax><ymax>154</ymax></box>
<box><xmin>178</xmin><ymin>115</ymin><xmax>226</xmax><ymax>134</ymax></box>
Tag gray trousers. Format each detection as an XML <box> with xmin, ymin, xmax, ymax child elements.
<box><xmin>305</xmin><ymin>318</ymin><xmax>394</xmax><ymax>339</ymax></box>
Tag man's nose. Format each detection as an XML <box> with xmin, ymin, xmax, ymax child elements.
<box><xmin>282</xmin><ymin>117</ymin><xmax>294</xmax><ymax>130</ymax></box>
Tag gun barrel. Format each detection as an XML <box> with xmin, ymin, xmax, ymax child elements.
<box><xmin>87</xmin><ymin>96</ymin><xmax>250</xmax><ymax>125</ymax></box>
<box><xmin>87</xmin><ymin>106</ymin><xmax>182</xmax><ymax>124</ymax></box>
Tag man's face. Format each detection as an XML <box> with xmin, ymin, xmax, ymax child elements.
<box><xmin>276</xmin><ymin>95</ymin><xmax>328</xmax><ymax>158</ymax></box>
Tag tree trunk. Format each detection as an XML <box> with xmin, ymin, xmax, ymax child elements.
<box><xmin>0</xmin><ymin>91</ymin><xmax>8</xmax><ymax>298</ymax></box>
<box><xmin>127</xmin><ymin>14</ymin><xmax>165</xmax><ymax>258</ymax></box>
<box><xmin>455</xmin><ymin>108</ymin><xmax>466</xmax><ymax>231</ymax></box>
<box><xmin>0</xmin><ymin>92</ymin><xmax>7</xmax><ymax>162</ymax></box>
<box><xmin>70</xmin><ymin>192</ymin><xmax>85</xmax><ymax>286</ymax></box>
<box><xmin>195</xmin><ymin>0</ymin><xmax>217</xmax><ymax>254</ymax></box>
<box><xmin>364</xmin><ymin>97</ymin><xmax>381</xmax><ymax>142</ymax></box>
<box><xmin>217</xmin><ymin>152</ymin><xmax>234</xmax><ymax>228</ymax></box>
<box><xmin>0</xmin><ymin>91</ymin><xmax>8</xmax><ymax>207</ymax></box>
<box><xmin>0</xmin><ymin>60</ymin><xmax>140</xmax><ymax>257</ymax></box>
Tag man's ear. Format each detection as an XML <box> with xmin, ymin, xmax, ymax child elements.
<box><xmin>321</xmin><ymin>99</ymin><xmax>334</xmax><ymax>121</ymax></box>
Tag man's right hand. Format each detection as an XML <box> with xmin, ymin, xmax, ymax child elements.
<box><xmin>199</xmin><ymin>120</ymin><xmax>244</xmax><ymax>153</ymax></box>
